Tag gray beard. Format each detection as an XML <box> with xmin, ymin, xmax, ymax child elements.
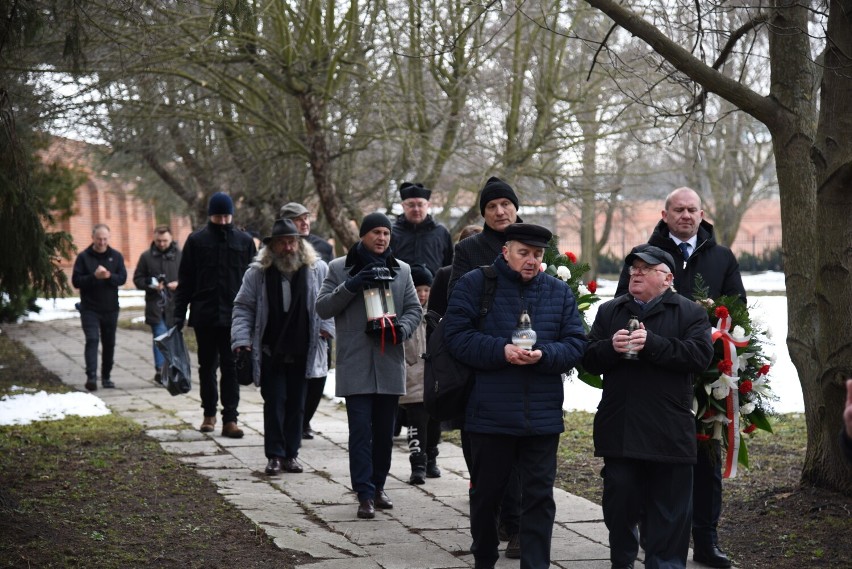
<box><xmin>273</xmin><ymin>253</ymin><xmax>302</xmax><ymax>274</ymax></box>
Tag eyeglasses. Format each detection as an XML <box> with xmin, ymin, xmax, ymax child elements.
<box><xmin>628</xmin><ymin>265</ymin><xmax>671</xmax><ymax>276</ymax></box>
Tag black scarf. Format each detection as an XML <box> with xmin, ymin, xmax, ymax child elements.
<box><xmin>263</xmin><ymin>264</ymin><xmax>310</xmax><ymax>360</ymax></box>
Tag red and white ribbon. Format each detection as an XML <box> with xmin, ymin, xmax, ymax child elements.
<box><xmin>710</xmin><ymin>315</ymin><xmax>750</xmax><ymax>478</ymax></box>
<box><xmin>378</xmin><ymin>313</ymin><xmax>398</xmax><ymax>354</ymax></box>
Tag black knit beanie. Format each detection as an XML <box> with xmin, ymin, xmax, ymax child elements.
<box><xmin>359</xmin><ymin>212</ymin><xmax>393</xmax><ymax>237</ymax></box>
<box><xmin>478</xmin><ymin>177</ymin><xmax>519</xmax><ymax>215</ymax></box>
<box><xmin>208</xmin><ymin>192</ymin><xmax>234</xmax><ymax>216</ymax></box>
<box><xmin>410</xmin><ymin>264</ymin><xmax>433</xmax><ymax>287</ymax></box>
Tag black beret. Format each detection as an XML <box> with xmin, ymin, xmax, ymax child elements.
<box><xmin>504</xmin><ymin>223</ymin><xmax>552</xmax><ymax>248</ymax></box>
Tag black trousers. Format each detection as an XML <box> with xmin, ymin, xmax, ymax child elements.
<box><xmin>260</xmin><ymin>353</ymin><xmax>307</xmax><ymax>459</ymax></box>
<box><xmin>692</xmin><ymin>440</ymin><xmax>723</xmax><ymax>548</ymax></box>
<box><xmin>602</xmin><ymin>457</ymin><xmax>693</xmax><ymax>569</ymax></box>
<box><xmin>80</xmin><ymin>309</ymin><xmax>118</xmax><ymax>381</ymax></box>
<box><xmin>468</xmin><ymin>432</ymin><xmax>558</xmax><ymax>569</ymax></box>
<box><xmin>462</xmin><ymin>428</ymin><xmax>522</xmax><ymax>535</ymax></box>
<box><xmin>193</xmin><ymin>326</ymin><xmax>239</xmax><ymax>423</ymax></box>
<box><xmin>302</xmin><ymin>375</ymin><xmax>326</xmax><ymax>428</ymax></box>
<box><xmin>401</xmin><ymin>403</ymin><xmax>441</xmax><ymax>456</ymax></box>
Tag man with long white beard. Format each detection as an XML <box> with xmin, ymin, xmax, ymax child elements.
<box><xmin>231</xmin><ymin>218</ymin><xmax>334</xmax><ymax>475</ymax></box>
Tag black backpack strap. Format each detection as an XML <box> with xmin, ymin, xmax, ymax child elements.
<box><xmin>476</xmin><ymin>265</ymin><xmax>498</xmax><ymax>330</ymax></box>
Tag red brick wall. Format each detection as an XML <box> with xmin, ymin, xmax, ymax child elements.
<box><xmin>42</xmin><ymin>137</ymin><xmax>193</xmax><ymax>289</ymax></box>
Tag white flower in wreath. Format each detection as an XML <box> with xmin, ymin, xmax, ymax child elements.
<box><xmin>578</xmin><ymin>284</ymin><xmax>589</xmax><ymax>296</ymax></box>
<box><xmin>556</xmin><ymin>265</ymin><xmax>571</xmax><ymax>282</ymax></box>
<box><xmin>737</xmin><ymin>352</ymin><xmax>755</xmax><ymax>372</ymax></box>
<box><xmin>708</xmin><ymin>373</ymin><xmax>737</xmax><ymax>400</ymax></box>
<box><xmin>731</xmin><ymin>325</ymin><xmax>748</xmax><ymax>341</ymax></box>
<box><xmin>740</xmin><ymin>401</ymin><xmax>756</xmax><ymax>415</ymax></box>
<box><xmin>751</xmin><ymin>375</ymin><xmax>773</xmax><ymax>398</ymax></box>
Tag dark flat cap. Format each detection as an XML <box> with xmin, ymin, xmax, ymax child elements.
<box><xmin>279</xmin><ymin>202</ymin><xmax>310</xmax><ymax>218</ymax></box>
<box><xmin>504</xmin><ymin>223</ymin><xmax>552</xmax><ymax>248</ymax></box>
<box><xmin>625</xmin><ymin>244</ymin><xmax>676</xmax><ymax>273</ymax></box>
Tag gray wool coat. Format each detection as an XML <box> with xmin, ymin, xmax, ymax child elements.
<box><xmin>230</xmin><ymin>246</ymin><xmax>335</xmax><ymax>386</ymax></box>
<box><xmin>316</xmin><ymin>253</ymin><xmax>422</xmax><ymax>397</ymax></box>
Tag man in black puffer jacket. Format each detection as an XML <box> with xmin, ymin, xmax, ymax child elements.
<box><xmin>615</xmin><ymin>187</ymin><xmax>745</xmax><ymax>568</ymax></box>
<box><xmin>443</xmin><ymin>223</ymin><xmax>587</xmax><ymax>569</ymax></box>
<box><xmin>174</xmin><ymin>192</ymin><xmax>256</xmax><ymax>439</ymax></box>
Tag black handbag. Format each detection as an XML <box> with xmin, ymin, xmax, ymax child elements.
<box><xmin>422</xmin><ymin>266</ymin><xmax>497</xmax><ymax>421</ymax></box>
<box><xmin>235</xmin><ymin>350</ymin><xmax>254</xmax><ymax>386</ymax></box>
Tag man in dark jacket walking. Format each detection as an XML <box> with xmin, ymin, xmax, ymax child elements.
<box><xmin>447</xmin><ymin>176</ymin><xmax>525</xmax><ymax>557</ymax></box>
<box><xmin>442</xmin><ymin>223</ymin><xmax>587</xmax><ymax>569</ymax></box>
<box><xmin>133</xmin><ymin>226</ymin><xmax>181</xmax><ymax>383</ymax></box>
<box><xmin>391</xmin><ymin>182</ymin><xmax>453</xmax><ymax>276</ymax></box>
<box><xmin>72</xmin><ymin>224</ymin><xmax>128</xmax><ymax>391</ymax></box>
<box><xmin>587</xmin><ymin>245</ymin><xmax>714</xmax><ymax>569</ymax></box>
<box><xmin>615</xmin><ymin>187</ymin><xmax>745</xmax><ymax>568</ymax></box>
<box><xmin>174</xmin><ymin>192</ymin><xmax>256</xmax><ymax>438</ymax></box>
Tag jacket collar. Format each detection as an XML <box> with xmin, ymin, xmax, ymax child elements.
<box><xmin>395</xmin><ymin>213</ymin><xmax>436</xmax><ymax>231</ymax></box>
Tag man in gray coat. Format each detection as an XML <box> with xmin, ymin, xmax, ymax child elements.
<box><xmin>316</xmin><ymin>212</ymin><xmax>422</xmax><ymax>520</ymax></box>
<box><xmin>231</xmin><ymin>218</ymin><xmax>334</xmax><ymax>475</ymax></box>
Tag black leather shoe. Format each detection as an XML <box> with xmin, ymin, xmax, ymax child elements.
<box><xmin>505</xmin><ymin>533</ymin><xmax>521</xmax><ymax>559</ymax></box>
<box><xmin>101</xmin><ymin>379</ymin><xmax>115</xmax><ymax>388</ymax></box>
<box><xmin>85</xmin><ymin>379</ymin><xmax>97</xmax><ymax>391</ymax></box>
<box><xmin>302</xmin><ymin>426</ymin><xmax>315</xmax><ymax>440</ymax></box>
<box><xmin>694</xmin><ymin>544</ymin><xmax>732</xmax><ymax>568</ymax></box>
<box><xmin>283</xmin><ymin>457</ymin><xmax>303</xmax><ymax>473</ymax></box>
<box><xmin>374</xmin><ymin>489</ymin><xmax>393</xmax><ymax>509</ymax></box>
<box><xmin>265</xmin><ymin>457</ymin><xmax>283</xmax><ymax>475</ymax></box>
<box><xmin>357</xmin><ymin>498</ymin><xmax>375</xmax><ymax>519</ymax></box>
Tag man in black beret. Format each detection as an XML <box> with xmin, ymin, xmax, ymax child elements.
<box><xmin>442</xmin><ymin>222</ymin><xmax>587</xmax><ymax>569</ymax></box>
<box><xmin>391</xmin><ymin>182</ymin><xmax>453</xmax><ymax>277</ymax></box>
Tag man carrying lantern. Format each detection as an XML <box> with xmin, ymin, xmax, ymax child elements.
<box><xmin>316</xmin><ymin>212</ymin><xmax>422</xmax><ymax>520</ymax></box>
<box><xmin>588</xmin><ymin>245</ymin><xmax>714</xmax><ymax>569</ymax></box>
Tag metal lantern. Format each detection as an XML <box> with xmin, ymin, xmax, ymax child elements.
<box><xmin>362</xmin><ymin>267</ymin><xmax>399</xmax><ymax>334</ymax></box>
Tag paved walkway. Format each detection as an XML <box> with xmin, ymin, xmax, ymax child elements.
<box><xmin>8</xmin><ymin>316</ymin><xmax>714</xmax><ymax>569</ymax></box>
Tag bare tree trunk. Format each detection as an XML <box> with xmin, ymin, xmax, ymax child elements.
<box><xmin>299</xmin><ymin>92</ymin><xmax>359</xmax><ymax>249</ymax></box>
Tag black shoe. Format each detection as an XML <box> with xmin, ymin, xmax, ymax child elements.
<box><xmin>265</xmin><ymin>457</ymin><xmax>283</xmax><ymax>475</ymax></box>
<box><xmin>85</xmin><ymin>378</ymin><xmax>97</xmax><ymax>391</ymax></box>
<box><xmin>374</xmin><ymin>489</ymin><xmax>393</xmax><ymax>509</ymax></box>
<box><xmin>505</xmin><ymin>533</ymin><xmax>520</xmax><ymax>558</ymax></box>
<box><xmin>426</xmin><ymin>461</ymin><xmax>441</xmax><ymax>478</ymax></box>
<box><xmin>101</xmin><ymin>379</ymin><xmax>115</xmax><ymax>388</ymax></box>
<box><xmin>357</xmin><ymin>498</ymin><xmax>375</xmax><ymax>519</ymax></box>
<box><xmin>283</xmin><ymin>457</ymin><xmax>303</xmax><ymax>473</ymax></box>
<box><xmin>498</xmin><ymin>523</ymin><xmax>510</xmax><ymax>542</ymax></box>
<box><xmin>302</xmin><ymin>426</ymin><xmax>315</xmax><ymax>440</ymax></box>
<box><xmin>153</xmin><ymin>372</ymin><xmax>162</xmax><ymax>384</ymax></box>
<box><xmin>694</xmin><ymin>544</ymin><xmax>732</xmax><ymax>568</ymax></box>
<box><xmin>409</xmin><ymin>468</ymin><xmax>426</xmax><ymax>485</ymax></box>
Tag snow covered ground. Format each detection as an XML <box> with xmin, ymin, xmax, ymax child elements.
<box><xmin>3</xmin><ymin>271</ymin><xmax>799</xmax><ymax>426</ymax></box>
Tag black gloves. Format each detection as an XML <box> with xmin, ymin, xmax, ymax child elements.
<box><xmin>344</xmin><ymin>262</ymin><xmax>384</xmax><ymax>292</ymax></box>
<box><xmin>174</xmin><ymin>319</ymin><xmax>185</xmax><ymax>331</ymax></box>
